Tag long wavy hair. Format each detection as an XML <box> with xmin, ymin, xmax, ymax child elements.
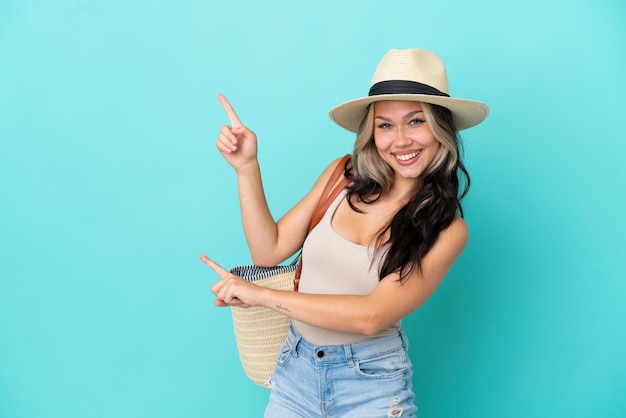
<box><xmin>343</xmin><ymin>101</ymin><xmax>470</xmax><ymax>282</ymax></box>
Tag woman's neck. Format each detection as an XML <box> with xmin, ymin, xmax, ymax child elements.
<box><xmin>384</xmin><ymin>176</ymin><xmax>422</xmax><ymax>205</ymax></box>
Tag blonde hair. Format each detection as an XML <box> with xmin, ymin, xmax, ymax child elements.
<box><xmin>421</xmin><ymin>102</ymin><xmax>459</xmax><ymax>177</ymax></box>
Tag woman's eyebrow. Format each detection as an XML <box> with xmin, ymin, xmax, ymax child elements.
<box><xmin>374</xmin><ymin>110</ymin><xmax>424</xmax><ymax>121</ymax></box>
<box><xmin>404</xmin><ymin>110</ymin><xmax>424</xmax><ymax>118</ymax></box>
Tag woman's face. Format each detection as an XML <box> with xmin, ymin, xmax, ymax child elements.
<box><xmin>373</xmin><ymin>100</ymin><xmax>441</xmax><ymax>183</ymax></box>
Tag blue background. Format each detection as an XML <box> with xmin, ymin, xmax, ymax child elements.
<box><xmin>1</xmin><ymin>0</ymin><xmax>625</xmax><ymax>417</ymax></box>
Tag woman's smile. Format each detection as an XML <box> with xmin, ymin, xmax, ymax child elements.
<box><xmin>393</xmin><ymin>149</ymin><xmax>422</xmax><ymax>164</ymax></box>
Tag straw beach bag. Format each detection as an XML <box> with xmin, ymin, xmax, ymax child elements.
<box><xmin>229</xmin><ymin>155</ymin><xmax>351</xmax><ymax>388</ymax></box>
<box><xmin>228</xmin><ymin>263</ymin><xmax>297</xmax><ymax>387</ymax></box>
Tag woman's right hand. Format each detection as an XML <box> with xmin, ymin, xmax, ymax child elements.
<box><xmin>216</xmin><ymin>93</ymin><xmax>258</xmax><ymax>172</ymax></box>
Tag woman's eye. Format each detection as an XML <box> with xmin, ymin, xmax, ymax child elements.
<box><xmin>377</xmin><ymin>123</ymin><xmax>392</xmax><ymax>129</ymax></box>
<box><xmin>409</xmin><ymin>118</ymin><xmax>425</xmax><ymax>126</ymax></box>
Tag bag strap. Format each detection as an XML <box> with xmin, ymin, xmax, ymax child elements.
<box><xmin>294</xmin><ymin>154</ymin><xmax>351</xmax><ymax>291</ymax></box>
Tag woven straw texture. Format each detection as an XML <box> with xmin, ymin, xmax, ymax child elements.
<box><xmin>230</xmin><ymin>265</ymin><xmax>296</xmax><ymax>388</ymax></box>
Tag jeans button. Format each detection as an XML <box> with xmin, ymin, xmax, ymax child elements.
<box><xmin>317</xmin><ymin>350</ymin><xmax>325</xmax><ymax>358</ymax></box>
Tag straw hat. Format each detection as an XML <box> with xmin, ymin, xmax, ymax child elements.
<box><xmin>329</xmin><ymin>48</ymin><xmax>489</xmax><ymax>132</ymax></box>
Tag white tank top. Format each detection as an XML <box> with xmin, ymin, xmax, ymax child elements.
<box><xmin>293</xmin><ymin>189</ymin><xmax>400</xmax><ymax>345</ymax></box>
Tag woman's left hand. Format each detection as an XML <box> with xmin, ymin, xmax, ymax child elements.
<box><xmin>200</xmin><ymin>254</ymin><xmax>262</xmax><ymax>308</ymax></box>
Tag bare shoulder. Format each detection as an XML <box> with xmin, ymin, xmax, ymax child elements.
<box><xmin>289</xmin><ymin>156</ymin><xmax>350</xmax><ymax>214</ymax></box>
<box><xmin>311</xmin><ymin>156</ymin><xmax>349</xmax><ymax>191</ymax></box>
<box><xmin>274</xmin><ymin>156</ymin><xmax>350</xmax><ymax>258</ymax></box>
<box><xmin>320</xmin><ymin>156</ymin><xmax>348</xmax><ymax>179</ymax></box>
<box><xmin>447</xmin><ymin>216</ymin><xmax>469</xmax><ymax>236</ymax></box>
<box><xmin>437</xmin><ymin>216</ymin><xmax>469</xmax><ymax>254</ymax></box>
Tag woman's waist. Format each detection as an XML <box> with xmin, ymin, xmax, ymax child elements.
<box><xmin>287</xmin><ymin>323</ymin><xmax>406</xmax><ymax>363</ymax></box>
<box><xmin>291</xmin><ymin>319</ymin><xmax>401</xmax><ymax>347</ymax></box>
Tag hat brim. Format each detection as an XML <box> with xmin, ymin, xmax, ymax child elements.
<box><xmin>329</xmin><ymin>94</ymin><xmax>489</xmax><ymax>132</ymax></box>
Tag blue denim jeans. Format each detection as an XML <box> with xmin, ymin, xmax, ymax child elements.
<box><xmin>264</xmin><ymin>325</ymin><xmax>417</xmax><ymax>417</ymax></box>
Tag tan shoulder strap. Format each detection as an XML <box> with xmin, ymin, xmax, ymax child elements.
<box><xmin>307</xmin><ymin>154</ymin><xmax>351</xmax><ymax>233</ymax></box>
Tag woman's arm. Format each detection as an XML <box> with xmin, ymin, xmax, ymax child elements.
<box><xmin>236</xmin><ymin>157</ymin><xmax>346</xmax><ymax>266</ymax></box>
<box><xmin>215</xmin><ymin>94</ymin><xmax>343</xmax><ymax>266</ymax></box>
<box><xmin>202</xmin><ymin>216</ymin><xmax>469</xmax><ymax>335</ymax></box>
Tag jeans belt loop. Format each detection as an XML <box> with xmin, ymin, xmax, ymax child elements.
<box><xmin>343</xmin><ymin>343</ymin><xmax>355</xmax><ymax>367</ymax></box>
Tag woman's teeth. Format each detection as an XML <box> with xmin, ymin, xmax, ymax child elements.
<box><xmin>395</xmin><ymin>151</ymin><xmax>421</xmax><ymax>161</ymax></box>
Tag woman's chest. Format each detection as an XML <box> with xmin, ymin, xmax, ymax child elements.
<box><xmin>331</xmin><ymin>198</ymin><xmax>399</xmax><ymax>247</ymax></box>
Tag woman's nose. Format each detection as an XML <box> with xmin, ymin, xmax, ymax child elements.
<box><xmin>395</xmin><ymin>128</ymin><xmax>412</xmax><ymax>146</ymax></box>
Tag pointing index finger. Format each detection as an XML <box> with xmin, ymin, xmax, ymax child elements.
<box><xmin>217</xmin><ymin>93</ymin><xmax>243</xmax><ymax>128</ymax></box>
<box><xmin>199</xmin><ymin>254</ymin><xmax>229</xmax><ymax>278</ymax></box>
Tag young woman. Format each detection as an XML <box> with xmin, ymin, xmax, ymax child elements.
<box><xmin>201</xmin><ymin>48</ymin><xmax>489</xmax><ymax>417</ymax></box>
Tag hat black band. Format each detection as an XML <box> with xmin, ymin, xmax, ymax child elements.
<box><xmin>368</xmin><ymin>80</ymin><xmax>450</xmax><ymax>97</ymax></box>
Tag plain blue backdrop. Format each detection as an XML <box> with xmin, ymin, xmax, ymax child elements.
<box><xmin>1</xmin><ymin>0</ymin><xmax>625</xmax><ymax>417</ymax></box>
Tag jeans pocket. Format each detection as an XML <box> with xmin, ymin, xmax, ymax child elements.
<box><xmin>354</xmin><ymin>350</ymin><xmax>407</xmax><ymax>380</ymax></box>
<box><xmin>275</xmin><ymin>340</ymin><xmax>294</xmax><ymax>366</ymax></box>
